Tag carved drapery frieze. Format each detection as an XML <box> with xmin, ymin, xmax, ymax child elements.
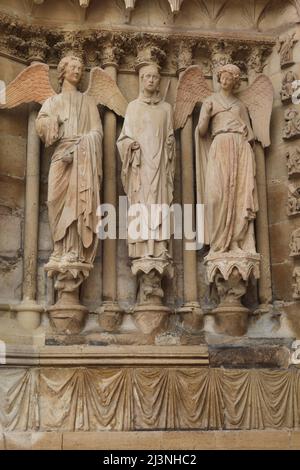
<box><xmin>287</xmin><ymin>183</ymin><xmax>300</xmax><ymax>216</ymax></box>
<box><xmin>286</xmin><ymin>147</ymin><xmax>300</xmax><ymax>176</ymax></box>
<box><xmin>278</xmin><ymin>33</ymin><xmax>297</xmax><ymax>68</ymax></box>
<box><xmin>281</xmin><ymin>71</ymin><xmax>299</xmax><ymax>104</ymax></box>
<box><xmin>292</xmin><ymin>266</ymin><xmax>300</xmax><ymax>299</ymax></box>
<box><xmin>0</xmin><ymin>366</ymin><xmax>300</xmax><ymax>432</ymax></box>
<box><xmin>283</xmin><ymin>108</ymin><xmax>300</xmax><ymax>140</ymax></box>
<box><xmin>290</xmin><ymin>228</ymin><xmax>300</xmax><ymax>257</ymax></box>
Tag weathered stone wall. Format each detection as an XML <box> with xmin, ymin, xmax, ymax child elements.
<box><xmin>0</xmin><ymin>0</ymin><xmax>299</xmax><ymax>332</ymax></box>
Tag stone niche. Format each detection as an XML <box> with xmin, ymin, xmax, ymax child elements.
<box><xmin>0</xmin><ymin>0</ymin><xmax>300</xmax><ymax>450</ymax></box>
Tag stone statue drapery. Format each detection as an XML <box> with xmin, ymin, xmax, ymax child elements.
<box><xmin>36</xmin><ymin>91</ymin><xmax>103</xmax><ymax>265</ymax></box>
<box><xmin>117</xmin><ymin>66</ymin><xmax>175</xmax><ymax>259</ymax></box>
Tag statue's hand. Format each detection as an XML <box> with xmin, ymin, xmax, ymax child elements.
<box><xmin>167</xmin><ymin>136</ymin><xmax>174</xmax><ymax>146</ymax></box>
<box><xmin>131</xmin><ymin>141</ymin><xmax>140</xmax><ymax>150</ymax></box>
<box><xmin>204</xmin><ymin>100</ymin><xmax>213</xmax><ymax>115</ymax></box>
<box><xmin>62</xmin><ymin>151</ymin><xmax>74</xmax><ymax>164</ymax></box>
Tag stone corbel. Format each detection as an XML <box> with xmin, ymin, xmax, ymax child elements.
<box><xmin>79</xmin><ymin>0</ymin><xmax>90</xmax><ymax>7</ymax></box>
<box><xmin>123</xmin><ymin>0</ymin><xmax>137</xmax><ymax>23</ymax></box>
<box><xmin>168</xmin><ymin>0</ymin><xmax>185</xmax><ymax>16</ymax></box>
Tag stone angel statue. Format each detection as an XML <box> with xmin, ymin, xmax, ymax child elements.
<box><xmin>174</xmin><ymin>63</ymin><xmax>273</xmax><ymax>257</ymax></box>
<box><xmin>1</xmin><ymin>55</ymin><xmax>128</xmax><ymax>333</ymax></box>
<box><xmin>174</xmin><ymin>63</ymin><xmax>273</xmax><ymax>336</ymax></box>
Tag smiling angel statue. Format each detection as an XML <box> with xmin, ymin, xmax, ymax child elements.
<box><xmin>174</xmin><ymin>63</ymin><xmax>273</xmax><ymax>257</ymax></box>
<box><xmin>174</xmin><ymin>63</ymin><xmax>273</xmax><ymax>335</ymax></box>
<box><xmin>1</xmin><ymin>55</ymin><xmax>127</xmax><ymax>332</ymax></box>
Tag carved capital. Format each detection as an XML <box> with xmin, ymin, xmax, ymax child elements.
<box><xmin>54</xmin><ymin>31</ymin><xmax>85</xmax><ymax>61</ymax></box>
<box><xmin>210</xmin><ymin>40</ymin><xmax>234</xmax><ymax>72</ymax></box>
<box><xmin>176</xmin><ymin>39</ymin><xmax>197</xmax><ymax>74</ymax></box>
<box><xmin>132</xmin><ymin>33</ymin><xmax>169</xmax><ymax>69</ymax></box>
<box><xmin>97</xmin><ymin>33</ymin><xmax>126</xmax><ymax>68</ymax></box>
<box><xmin>27</xmin><ymin>37</ymin><xmax>49</xmax><ymax>63</ymax></box>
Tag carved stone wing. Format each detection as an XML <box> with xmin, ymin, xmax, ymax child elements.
<box><xmin>0</xmin><ymin>63</ymin><xmax>56</xmax><ymax>109</ymax></box>
<box><xmin>85</xmin><ymin>67</ymin><xmax>128</xmax><ymax>117</ymax></box>
<box><xmin>174</xmin><ymin>65</ymin><xmax>212</xmax><ymax>130</ymax></box>
<box><xmin>238</xmin><ymin>74</ymin><xmax>274</xmax><ymax>148</ymax></box>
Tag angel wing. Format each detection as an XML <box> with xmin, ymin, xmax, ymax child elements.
<box><xmin>85</xmin><ymin>67</ymin><xmax>128</xmax><ymax>117</ymax></box>
<box><xmin>174</xmin><ymin>65</ymin><xmax>212</xmax><ymax>130</ymax></box>
<box><xmin>238</xmin><ymin>74</ymin><xmax>274</xmax><ymax>148</ymax></box>
<box><xmin>0</xmin><ymin>63</ymin><xmax>56</xmax><ymax>109</ymax></box>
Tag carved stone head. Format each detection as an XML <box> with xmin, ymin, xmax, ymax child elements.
<box><xmin>217</xmin><ymin>63</ymin><xmax>241</xmax><ymax>91</ymax></box>
<box><xmin>139</xmin><ymin>63</ymin><xmax>161</xmax><ymax>97</ymax></box>
<box><xmin>57</xmin><ymin>55</ymin><xmax>84</xmax><ymax>89</ymax></box>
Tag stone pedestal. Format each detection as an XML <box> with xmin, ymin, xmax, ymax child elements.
<box><xmin>177</xmin><ymin>301</ymin><xmax>204</xmax><ymax>332</ymax></box>
<box><xmin>45</xmin><ymin>261</ymin><xmax>92</xmax><ymax>335</ymax></box>
<box><xmin>131</xmin><ymin>257</ymin><xmax>173</xmax><ymax>337</ymax></box>
<box><xmin>205</xmin><ymin>252</ymin><xmax>260</xmax><ymax>336</ymax></box>
<box><xmin>97</xmin><ymin>301</ymin><xmax>123</xmax><ymax>332</ymax></box>
<box><xmin>15</xmin><ymin>300</ymin><xmax>44</xmax><ymax>330</ymax></box>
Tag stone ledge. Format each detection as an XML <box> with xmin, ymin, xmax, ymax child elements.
<box><xmin>3</xmin><ymin>344</ymin><xmax>209</xmax><ymax>366</ymax></box>
<box><xmin>1</xmin><ymin>430</ymin><xmax>299</xmax><ymax>450</ymax></box>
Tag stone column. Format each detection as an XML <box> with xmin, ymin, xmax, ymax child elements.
<box><xmin>97</xmin><ymin>43</ymin><xmax>123</xmax><ymax>330</ymax></box>
<box><xmin>15</xmin><ymin>50</ymin><xmax>47</xmax><ymax>329</ymax></box>
<box><xmin>176</xmin><ymin>42</ymin><xmax>203</xmax><ymax>331</ymax></box>
<box><xmin>248</xmin><ymin>47</ymin><xmax>273</xmax><ymax>310</ymax></box>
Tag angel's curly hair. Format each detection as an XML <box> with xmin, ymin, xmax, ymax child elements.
<box><xmin>217</xmin><ymin>64</ymin><xmax>241</xmax><ymax>88</ymax></box>
<box><xmin>57</xmin><ymin>55</ymin><xmax>83</xmax><ymax>87</ymax></box>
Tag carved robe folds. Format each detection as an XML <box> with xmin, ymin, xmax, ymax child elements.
<box><xmin>197</xmin><ymin>94</ymin><xmax>258</xmax><ymax>254</ymax></box>
<box><xmin>117</xmin><ymin>96</ymin><xmax>175</xmax><ymax>259</ymax></box>
<box><xmin>36</xmin><ymin>91</ymin><xmax>103</xmax><ymax>265</ymax></box>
